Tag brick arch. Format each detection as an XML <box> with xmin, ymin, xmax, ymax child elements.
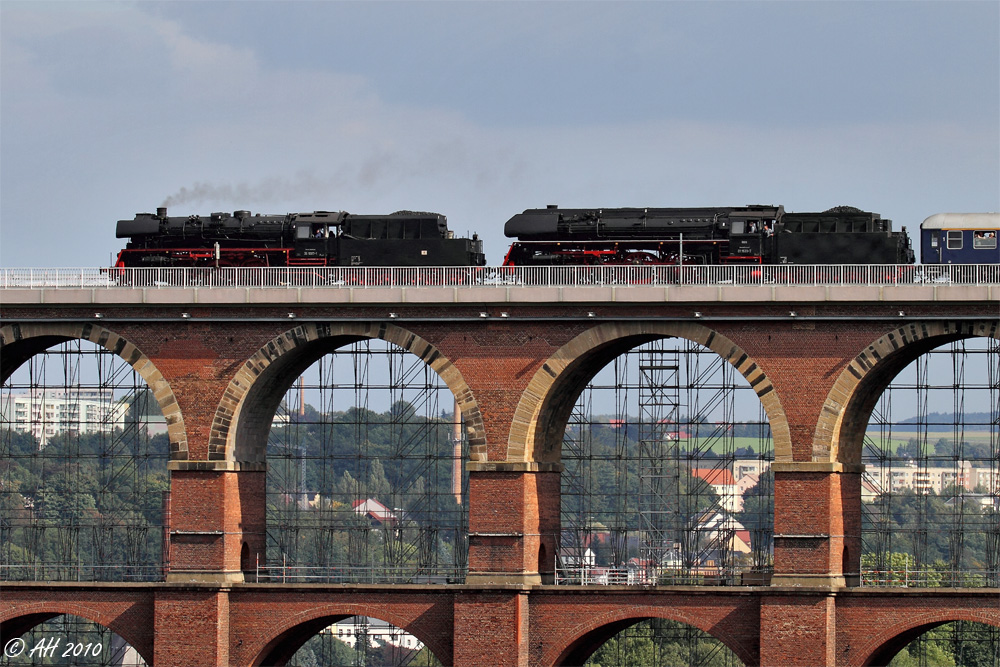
<box><xmin>853</xmin><ymin>610</ymin><xmax>1000</xmax><ymax>667</ymax></box>
<box><xmin>546</xmin><ymin>605</ymin><xmax>755</xmax><ymax>666</ymax></box>
<box><xmin>246</xmin><ymin>604</ymin><xmax>451</xmax><ymax>667</ymax></box>
<box><xmin>507</xmin><ymin>321</ymin><xmax>790</xmax><ymax>464</ymax></box>
<box><xmin>815</xmin><ymin>320</ymin><xmax>999</xmax><ymax>466</ymax></box>
<box><xmin>0</xmin><ymin>322</ymin><xmax>188</xmax><ymax>459</ymax></box>
<box><xmin>0</xmin><ymin>604</ymin><xmax>154</xmax><ymax>665</ymax></box>
<box><xmin>212</xmin><ymin>322</ymin><xmax>485</xmax><ymax>464</ymax></box>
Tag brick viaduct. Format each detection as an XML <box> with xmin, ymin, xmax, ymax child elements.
<box><xmin>1</xmin><ymin>281</ymin><xmax>998</xmax><ymax>666</ymax></box>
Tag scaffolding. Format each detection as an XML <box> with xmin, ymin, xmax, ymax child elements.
<box><xmin>261</xmin><ymin>339</ymin><xmax>468</xmax><ymax>584</ymax></box>
<box><xmin>559</xmin><ymin>338</ymin><xmax>774</xmax><ymax>588</ymax></box>
<box><xmin>0</xmin><ymin>340</ymin><xmax>165</xmax><ymax>582</ymax></box>
<box><xmin>862</xmin><ymin>338</ymin><xmax>1000</xmax><ymax>587</ymax></box>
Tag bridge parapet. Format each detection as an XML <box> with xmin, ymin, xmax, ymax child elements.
<box><xmin>1</xmin><ymin>282</ymin><xmax>995</xmax><ymax>307</ymax></box>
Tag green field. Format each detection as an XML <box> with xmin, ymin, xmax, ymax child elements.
<box><xmin>671</xmin><ymin>431</ymin><xmax>996</xmax><ymax>458</ymax></box>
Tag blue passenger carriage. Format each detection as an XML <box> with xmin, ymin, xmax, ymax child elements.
<box><xmin>921</xmin><ymin>213</ymin><xmax>1000</xmax><ymax>264</ymax></box>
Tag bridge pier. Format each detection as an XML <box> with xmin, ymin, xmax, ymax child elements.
<box><xmin>164</xmin><ymin>465</ymin><xmax>266</xmax><ymax>584</ymax></box>
<box><xmin>770</xmin><ymin>463</ymin><xmax>862</xmax><ymax>589</ymax></box>
<box><xmin>154</xmin><ymin>588</ymin><xmax>231</xmax><ymax>666</ymax></box>
<box><xmin>454</xmin><ymin>590</ymin><xmax>530</xmax><ymax>667</ymax></box>
<box><xmin>466</xmin><ymin>464</ymin><xmax>560</xmax><ymax>586</ymax></box>
<box><xmin>759</xmin><ymin>593</ymin><xmax>837</xmax><ymax>666</ymax></box>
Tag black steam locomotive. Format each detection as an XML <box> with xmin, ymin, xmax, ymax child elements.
<box><xmin>114</xmin><ymin>203</ymin><xmax>915</xmax><ymax>270</ymax></box>
<box><xmin>114</xmin><ymin>208</ymin><xmax>486</xmax><ymax>268</ymax></box>
<box><xmin>502</xmin><ymin>205</ymin><xmax>915</xmax><ymax>266</ymax></box>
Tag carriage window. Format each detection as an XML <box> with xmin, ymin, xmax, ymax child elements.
<box><xmin>973</xmin><ymin>231</ymin><xmax>997</xmax><ymax>249</ymax></box>
<box><xmin>946</xmin><ymin>231</ymin><xmax>963</xmax><ymax>250</ymax></box>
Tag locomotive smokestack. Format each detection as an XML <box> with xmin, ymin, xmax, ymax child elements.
<box><xmin>157</xmin><ymin>207</ymin><xmax>167</xmax><ymax>219</ymax></box>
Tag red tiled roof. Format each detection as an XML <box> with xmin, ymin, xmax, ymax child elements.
<box><xmin>691</xmin><ymin>468</ymin><xmax>736</xmax><ymax>486</ymax></box>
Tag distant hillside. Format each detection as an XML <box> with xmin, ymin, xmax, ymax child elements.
<box><xmin>891</xmin><ymin>412</ymin><xmax>995</xmax><ymax>431</ymax></box>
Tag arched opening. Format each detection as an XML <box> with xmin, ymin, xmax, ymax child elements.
<box><xmin>254</xmin><ymin>339</ymin><xmax>469</xmax><ymax>584</ymax></box>
<box><xmin>256</xmin><ymin>614</ymin><xmax>443</xmax><ymax>667</ymax></box>
<box><xmin>1</xmin><ymin>613</ymin><xmax>150</xmax><ymax>666</ymax></box>
<box><xmin>1</xmin><ymin>338</ymin><xmax>169</xmax><ymax>581</ymax></box>
<box><xmin>558</xmin><ymin>617</ymin><xmax>745</xmax><ymax>666</ymax></box>
<box><xmin>863</xmin><ymin>620</ymin><xmax>999</xmax><ymax>666</ymax></box>
<box><xmin>860</xmin><ymin>337</ymin><xmax>999</xmax><ymax>587</ymax></box>
<box><xmin>241</xmin><ymin>541</ymin><xmax>251</xmax><ymax>575</ymax></box>
<box><xmin>557</xmin><ymin>337</ymin><xmax>774</xmax><ymax>587</ymax></box>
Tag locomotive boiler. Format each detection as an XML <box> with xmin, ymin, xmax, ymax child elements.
<box><xmin>114</xmin><ymin>208</ymin><xmax>486</xmax><ymax>268</ymax></box>
<box><xmin>501</xmin><ymin>205</ymin><xmax>914</xmax><ymax>266</ymax></box>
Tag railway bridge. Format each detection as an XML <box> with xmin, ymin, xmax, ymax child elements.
<box><xmin>1</xmin><ymin>267</ymin><xmax>998</xmax><ymax>666</ymax></box>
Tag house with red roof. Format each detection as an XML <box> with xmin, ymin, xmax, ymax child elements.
<box><xmin>352</xmin><ymin>498</ymin><xmax>397</xmax><ymax>526</ymax></box>
<box><xmin>691</xmin><ymin>467</ymin><xmax>740</xmax><ymax>511</ymax></box>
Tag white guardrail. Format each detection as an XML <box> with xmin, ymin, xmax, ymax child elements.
<box><xmin>2</xmin><ymin>264</ymin><xmax>1000</xmax><ymax>289</ymax></box>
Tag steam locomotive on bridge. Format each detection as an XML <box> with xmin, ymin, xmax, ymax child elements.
<box><xmin>114</xmin><ymin>208</ymin><xmax>486</xmax><ymax>269</ymax></box>
<box><xmin>502</xmin><ymin>205</ymin><xmax>915</xmax><ymax>266</ymax></box>
<box><xmin>114</xmin><ymin>204</ymin><xmax>998</xmax><ymax>269</ymax></box>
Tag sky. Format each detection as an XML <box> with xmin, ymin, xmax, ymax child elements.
<box><xmin>1</xmin><ymin>1</ymin><xmax>998</xmax><ymax>267</ymax></box>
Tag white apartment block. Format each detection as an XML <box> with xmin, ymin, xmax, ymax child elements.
<box><xmin>728</xmin><ymin>458</ymin><xmax>996</xmax><ymax>500</ymax></box>
<box><xmin>864</xmin><ymin>460</ymin><xmax>995</xmax><ymax>495</ymax></box>
<box><xmin>330</xmin><ymin>617</ymin><xmax>423</xmax><ymax>652</ymax></box>
<box><xmin>1</xmin><ymin>389</ymin><xmax>129</xmax><ymax>447</ymax></box>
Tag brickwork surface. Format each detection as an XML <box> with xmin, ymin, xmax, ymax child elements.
<box><xmin>0</xmin><ymin>587</ymin><xmax>155</xmax><ymax>663</ymax></box>
<box><xmin>1</xmin><ymin>297</ymin><xmax>997</xmax><ymax>665</ymax></box>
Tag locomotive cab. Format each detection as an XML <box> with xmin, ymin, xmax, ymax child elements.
<box><xmin>291</xmin><ymin>211</ymin><xmax>345</xmax><ymax>264</ymax></box>
<box><xmin>293</xmin><ymin>221</ymin><xmax>325</xmax><ymax>260</ymax></box>
<box><xmin>722</xmin><ymin>208</ymin><xmax>781</xmax><ymax>264</ymax></box>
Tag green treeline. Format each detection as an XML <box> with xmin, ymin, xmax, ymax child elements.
<box><xmin>264</xmin><ymin>401</ymin><xmax>467</xmax><ymax>576</ymax></box>
<box><xmin>0</xmin><ymin>426</ymin><xmax>168</xmax><ymax>578</ymax></box>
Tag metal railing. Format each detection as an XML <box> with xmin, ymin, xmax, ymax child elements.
<box><xmin>553</xmin><ymin>564</ymin><xmax>999</xmax><ymax>588</ymax></box>
<box><xmin>859</xmin><ymin>568</ymin><xmax>999</xmax><ymax>588</ymax></box>
<box><xmin>249</xmin><ymin>562</ymin><xmax>467</xmax><ymax>584</ymax></box>
<box><xmin>554</xmin><ymin>563</ymin><xmax>772</xmax><ymax>587</ymax></box>
<box><xmin>2</xmin><ymin>264</ymin><xmax>999</xmax><ymax>289</ymax></box>
<box><xmin>0</xmin><ymin>564</ymin><xmax>164</xmax><ymax>582</ymax></box>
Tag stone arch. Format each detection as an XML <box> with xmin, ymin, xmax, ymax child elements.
<box><xmin>0</xmin><ymin>322</ymin><xmax>187</xmax><ymax>459</ymax></box>
<box><xmin>547</xmin><ymin>605</ymin><xmax>754</xmax><ymax>667</ymax></box>
<box><xmin>248</xmin><ymin>604</ymin><xmax>450</xmax><ymax>667</ymax></box>
<box><xmin>0</xmin><ymin>604</ymin><xmax>154</xmax><ymax>665</ymax></box>
<box><xmin>814</xmin><ymin>320</ymin><xmax>999</xmax><ymax>466</ymax></box>
<box><xmin>507</xmin><ymin>321</ymin><xmax>790</xmax><ymax>464</ymax></box>
<box><xmin>854</xmin><ymin>609</ymin><xmax>1000</xmax><ymax>666</ymax></box>
<box><xmin>211</xmin><ymin>322</ymin><xmax>485</xmax><ymax>464</ymax></box>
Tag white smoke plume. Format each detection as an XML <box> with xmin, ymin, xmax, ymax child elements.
<box><xmin>161</xmin><ymin>173</ymin><xmax>331</xmax><ymax>209</ymax></box>
<box><xmin>160</xmin><ymin>144</ymin><xmax>524</xmax><ymax>211</ymax></box>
